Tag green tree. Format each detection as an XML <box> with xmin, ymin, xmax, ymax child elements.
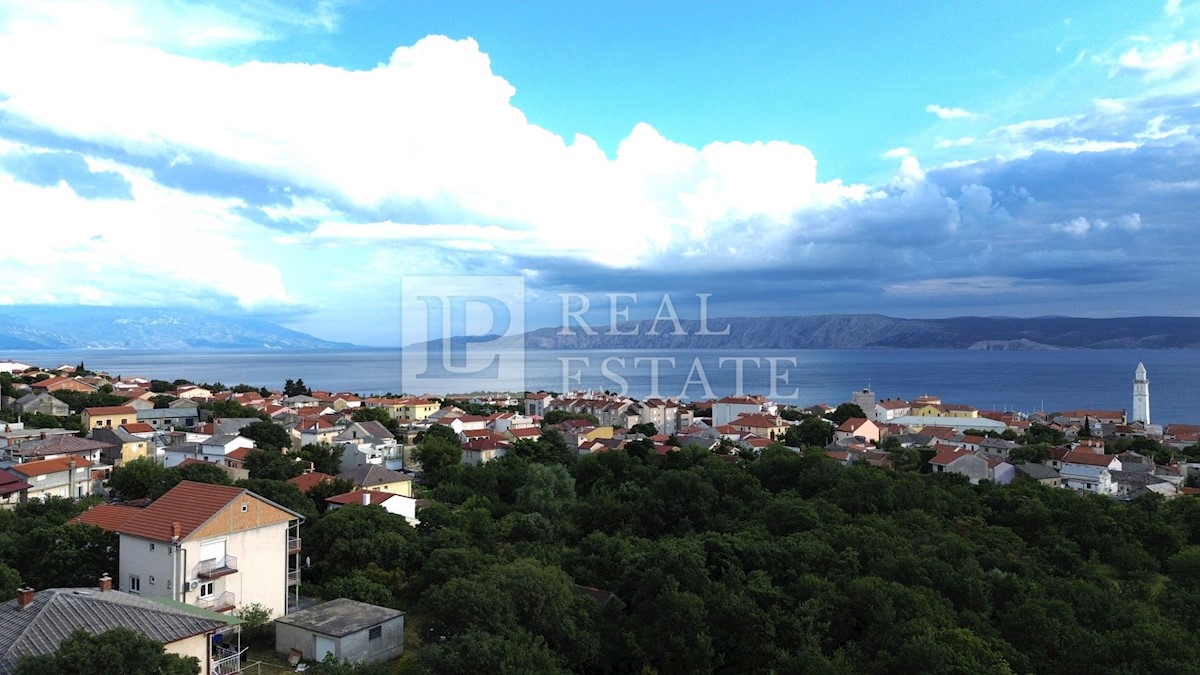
<box><xmin>1024</xmin><ymin>423</ymin><xmax>1066</xmax><ymax>446</ymax></box>
<box><xmin>543</xmin><ymin>410</ymin><xmax>599</xmax><ymax>426</ymax></box>
<box><xmin>516</xmin><ymin>464</ymin><xmax>576</xmax><ymax>520</ymax></box>
<box><xmin>14</xmin><ymin>627</ymin><xmax>199</xmax><ymax>675</ymax></box>
<box><xmin>107</xmin><ymin>457</ymin><xmax>171</xmax><ymax>500</ymax></box>
<box><xmin>415</xmin><ymin>437</ymin><xmax>462</xmax><ymax>477</ymax></box>
<box><xmin>305</xmin><ymin>477</ymin><xmax>358</xmax><ymax>513</ymax></box>
<box><xmin>240</xmin><ymin>420</ymin><xmax>291</xmax><ymax>451</ymax></box>
<box><xmin>283</xmin><ymin>378</ymin><xmax>312</xmax><ymax>397</ymax></box>
<box><xmin>785</xmin><ymin>417</ymin><xmax>834</xmax><ymax>447</ymax></box>
<box><xmin>176</xmin><ymin>461</ymin><xmax>233</xmax><ymax>486</ymax></box>
<box><xmin>298</xmin><ymin>443</ymin><xmax>343</xmax><ymax>475</ymax></box>
<box><xmin>352</xmin><ymin>406</ymin><xmax>393</xmax><ymax>426</ymax></box>
<box><xmin>629</xmin><ymin>422</ymin><xmax>658</xmax><ymax>436</ymax></box>
<box><xmin>233</xmin><ymin>603</ymin><xmax>274</xmax><ymax>649</ymax></box>
<box><xmin>829</xmin><ymin>402</ymin><xmax>867</xmax><ymax>425</ymax></box>
<box><xmin>244</xmin><ymin>448</ymin><xmax>304</xmax><ymax>481</ymax></box>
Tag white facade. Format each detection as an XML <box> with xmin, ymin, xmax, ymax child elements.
<box><xmin>1060</xmin><ymin>464</ymin><xmax>1118</xmax><ymax>495</ymax></box>
<box><xmin>1132</xmin><ymin>362</ymin><xmax>1150</xmax><ymax>425</ymax></box>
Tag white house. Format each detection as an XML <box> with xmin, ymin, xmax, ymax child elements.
<box><xmin>72</xmin><ymin>481</ymin><xmax>305</xmax><ymax>618</ymax></box>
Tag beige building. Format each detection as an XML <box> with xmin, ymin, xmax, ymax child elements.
<box><xmin>73</xmin><ymin>481</ymin><xmax>304</xmax><ymax>618</ymax></box>
<box><xmin>82</xmin><ymin>405</ymin><xmax>139</xmax><ymax>430</ymax></box>
<box><xmin>10</xmin><ymin>456</ymin><xmax>96</xmax><ymax>500</ymax></box>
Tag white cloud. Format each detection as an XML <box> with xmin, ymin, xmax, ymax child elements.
<box><xmin>925</xmin><ymin>104</ymin><xmax>978</xmax><ymax>120</ymax></box>
<box><xmin>1051</xmin><ymin>213</ymin><xmax>1143</xmax><ymax>236</ymax></box>
<box><xmin>935</xmin><ymin>137</ymin><xmax>976</xmax><ymax>149</ymax></box>
<box><xmin>1165</xmin><ymin>0</ymin><xmax>1181</xmax><ymax>16</ymax></box>
<box><xmin>0</xmin><ymin>148</ymin><xmax>290</xmax><ymax>308</ymax></box>
<box><xmin>1117</xmin><ymin>40</ymin><xmax>1200</xmax><ymax>80</ymax></box>
<box><xmin>0</xmin><ymin>27</ymin><xmax>871</xmax><ymax>272</ymax></box>
<box><xmin>883</xmin><ymin>147</ymin><xmax>911</xmax><ymax>158</ymax></box>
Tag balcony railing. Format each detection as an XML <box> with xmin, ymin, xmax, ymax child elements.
<box><xmin>197</xmin><ymin>591</ymin><xmax>236</xmax><ymax>613</ymax></box>
<box><xmin>287</xmin><ymin>536</ymin><xmax>301</xmax><ymax>554</ymax></box>
<box><xmin>211</xmin><ymin>646</ymin><xmax>245</xmax><ymax>675</ymax></box>
<box><xmin>287</xmin><ymin>569</ymin><xmax>300</xmax><ymax>586</ymax></box>
<box><xmin>193</xmin><ymin>555</ymin><xmax>238</xmax><ymax>579</ymax></box>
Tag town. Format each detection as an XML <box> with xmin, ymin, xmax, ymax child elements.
<box><xmin>0</xmin><ymin>357</ymin><xmax>1197</xmax><ymax>673</ymax></box>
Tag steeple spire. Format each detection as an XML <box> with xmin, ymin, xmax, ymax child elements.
<box><xmin>1132</xmin><ymin>362</ymin><xmax>1150</xmax><ymax>424</ymax></box>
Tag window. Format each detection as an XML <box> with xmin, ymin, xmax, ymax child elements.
<box><xmin>149</xmin><ymin>543</ymin><xmax>155</xmax><ymax>551</ymax></box>
<box><xmin>241</xmin><ymin>504</ymin><xmax>249</xmax><ymax>512</ymax></box>
<box><xmin>199</xmin><ymin>581</ymin><xmax>214</xmax><ymax>597</ymax></box>
<box><xmin>368</xmin><ymin>626</ymin><xmax>382</xmax><ymax>641</ymax></box>
<box><xmin>128</xmin><ymin>575</ymin><xmax>140</xmax><ymax>593</ymax></box>
<box><xmin>148</xmin><ymin>575</ymin><xmax>155</xmax><ymax>585</ymax></box>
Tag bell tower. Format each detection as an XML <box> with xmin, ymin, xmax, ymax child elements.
<box><xmin>1132</xmin><ymin>362</ymin><xmax>1150</xmax><ymax>425</ymax></box>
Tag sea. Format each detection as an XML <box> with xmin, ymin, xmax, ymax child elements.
<box><xmin>6</xmin><ymin>347</ymin><xmax>1199</xmax><ymax>424</ymax></box>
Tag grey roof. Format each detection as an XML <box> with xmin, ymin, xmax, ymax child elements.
<box><xmin>210</xmin><ymin>419</ymin><xmax>260</xmax><ymax>436</ymax></box>
<box><xmin>275</xmin><ymin>598</ymin><xmax>402</xmax><ymax>637</ymax></box>
<box><xmin>11</xmin><ymin>435</ymin><xmax>113</xmax><ymax>458</ymax></box>
<box><xmin>1110</xmin><ymin>470</ymin><xmax>1167</xmax><ymax>488</ymax></box>
<box><xmin>1014</xmin><ymin>463</ymin><xmax>1060</xmax><ymax>480</ymax></box>
<box><xmin>357</xmin><ymin>421</ymin><xmax>394</xmax><ymax>440</ymax></box>
<box><xmin>201</xmin><ymin>434</ymin><xmax>244</xmax><ymax>447</ymax></box>
<box><xmin>88</xmin><ymin>427</ymin><xmax>141</xmax><ymax>446</ymax></box>
<box><xmin>0</xmin><ymin>588</ymin><xmax>226</xmax><ymax>674</ymax></box>
<box><xmin>339</xmin><ymin>464</ymin><xmax>411</xmax><ymax>488</ymax></box>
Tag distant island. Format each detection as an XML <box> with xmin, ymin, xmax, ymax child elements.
<box><xmin>0</xmin><ymin>306</ymin><xmax>355</xmax><ymax>350</ymax></box>
<box><xmin>485</xmin><ymin>314</ymin><xmax>1200</xmax><ymax>350</ymax></box>
<box><xmin>7</xmin><ymin>307</ymin><xmax>1199</xmax><ymax>351</ymax></box>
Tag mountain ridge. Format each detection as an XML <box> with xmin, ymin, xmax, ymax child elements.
<box><xmin>418</xmin><ymin>314</ymin><xmax>1200</xmax><ymax>350</ymax></box>
<box><xmin>0</xmin><ymin>306</ymin><xmax>355</xmax><ymax>350</ymax></box>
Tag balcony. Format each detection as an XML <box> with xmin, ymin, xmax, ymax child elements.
<box><xmin>196</xmin><ymin>591</ymin><xmax>236</xmax><ymax>613</ymax></box>
<box><xmin>211</xmin><ymin>645</ymin><xmax>245</xmax><ymax>675</ymax></box>
<box><xmin>287</xmin><ymin>536</ymin><xmax>301</xmax><ymax>554</ymax></box>
<box><xmin>287</xmin><ymin>569</ymin><xmax>301</xmax><ymax>586</ymax></box>
<box><xmin>193</xmin><ymin>555</ymin><xmax>238</xmax><ymax>579</ymax></box>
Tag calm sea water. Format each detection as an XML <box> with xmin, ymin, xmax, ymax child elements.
<box><xmin>6</xmin><ymin>348</ymin><xmax>1198</xmax><ymax>424</ymax></box>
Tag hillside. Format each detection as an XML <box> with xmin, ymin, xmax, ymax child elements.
<box><xmin>509</xmin><ymin>314</ymin><xmax>1200</xmax><ymax>350</ymax></box>
<box><xmin>0</xmin><ymin>306</ymin><xmax>354</xmax><ymax>350</ymax></box>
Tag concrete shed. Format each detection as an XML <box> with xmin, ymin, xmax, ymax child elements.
<box><xmin>275</xmin><ymin>598</ymin><xmax>404</xmax><ymax>665</ymax></box>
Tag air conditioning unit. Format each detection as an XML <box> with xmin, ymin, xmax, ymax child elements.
<box><xmin>188</xmin><ymin>580</ymin><xmax>199</xmax><ymax>591</ymax></box>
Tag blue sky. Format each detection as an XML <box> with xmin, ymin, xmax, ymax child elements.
<box><xmin>0</xmin><ymin>0</ymin><xmax>1197</xmax><ymax>346</ymax></box>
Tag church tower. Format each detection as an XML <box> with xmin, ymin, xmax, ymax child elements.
<box><xmin>1132</xmin><ymin>362</ymin><xmax>1150</xmax><ymax>424</ymax></box>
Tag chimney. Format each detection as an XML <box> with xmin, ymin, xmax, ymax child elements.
<box><xmin>170</xmin><ymin>521</ymin><xmax>182</xmax><ymax>543</ymax></box>
<box><xmin>98</xmin><ymin>573</ymin><xmax>112</xmax><ymax>592</ymax></box>
<box><xmin>362</xmin><ymin>491</ymin><xmax>371</xmax><ymax>506</ymax></box>
<box><xmin>16</xmin><ymin>587</ymin><xmax>34</xmax><ymax>608</ymax></box>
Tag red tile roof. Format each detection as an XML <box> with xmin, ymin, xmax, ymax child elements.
<box><xmin>288</xmin><ymin>472</ymin><xmax>335</xmax><ymax>492</ymax></box>
<box><xmin>115</xmin><ymin>481</ymin><xmax>257</xmax><ymax>542</ymax></box>
<box><xmin>929</xmin><ymin>448</ymin><xmax>970</xmax><ymax>466</ymax></box>
<box><xmin>11</xmin><ymin>456</ymin><xmax>93</xmax><ymax>477</ymax></box>
<box><xmin>84</xmin><ymin>406</ymin><xmax>138</xmax><ymax>416</ymax></box>
<box><xmin>837</xmin><ymin>417</ymin><xmax>871</xmax><ymax>433</ymax></box>
<box><xmin>1061</xmin><ymin>451</ymin><xmax>1118</xmax><ymax>467</ymax></box>
<box><xmin>70</xmin><ymin>503</ymin><xmax>143</xmax><ymax>530</ymax></box>
<box><xmin>326</xmin><ymin>489</ymin><xmax>397</xmax><ymax>506</ymax></box>
<box><xmin>120</xmin><ymin>422</ymin><xmax>155</xmax><ymax>434</ymax></box>
<box><xmin>731</xmin><ymin>414</ymin><xmax>784</xmax><ymax>428</ymax></box>
<box><xmin>0</xmin><ymin>469</ymin><xmax>31</xmax><ymax>496</ymax></box>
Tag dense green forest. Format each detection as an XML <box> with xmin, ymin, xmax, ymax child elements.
<box><xmin>11</xmin><ymin>389</ymin><xmax>1200</xmax><ymax>673</ymax></box>
<box><xmin>290</xmin><ymin>433</ymin><xmax>1200</xmax><ymax>674</ymax></box>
